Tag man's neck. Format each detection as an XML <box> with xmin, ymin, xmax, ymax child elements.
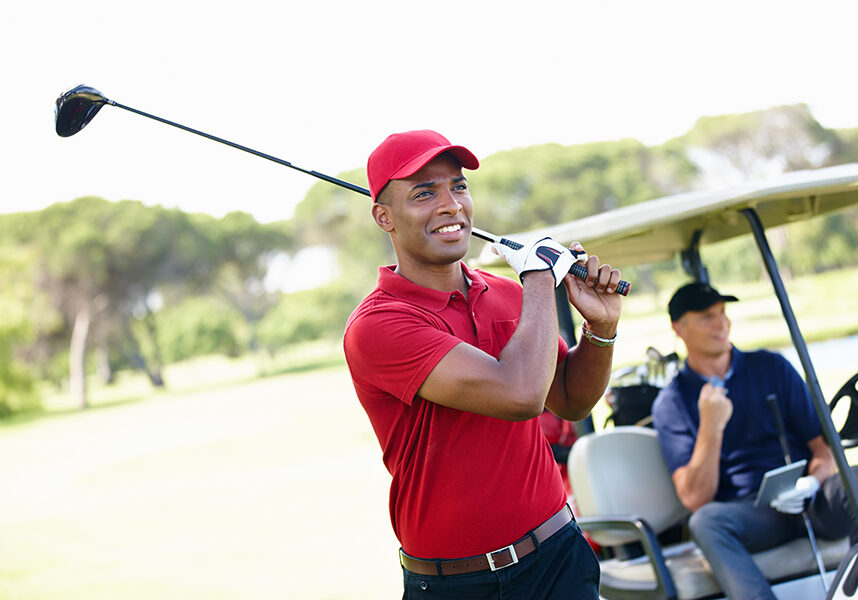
<box><xmin>686</xmin><ymin>348</ymin><xmax>732</xmax><ymax>379</ymax></box>
<box><xmin>395</xmin><ymin>261</ymin><xmax>468</xmax><ymax>296</ymax></box>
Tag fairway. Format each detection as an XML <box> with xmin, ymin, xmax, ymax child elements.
<box><xmin>0</xmin><ymin>366</ymin><xmax>402</xmax><ymax>599</ymax></box>
<box><xmin>2</xmin><ymin>336</ymin><xmax>856</xmax><ymax>599</ymax></box>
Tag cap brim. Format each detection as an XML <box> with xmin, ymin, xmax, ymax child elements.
<box><xmin>668</xmin><ymin>291</ymin><xmax>739</xmax><ymax>321</ymax></box>
<box><xmin>390</xmin><ymin>145</ymin><xmax>479</xmax><ymax>181</ymax></box>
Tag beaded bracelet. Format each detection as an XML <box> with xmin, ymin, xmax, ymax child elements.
<box><xmin>581</xmin><ymin>322</ymin><xmax>617</xmax><ymax>347</ymax></box>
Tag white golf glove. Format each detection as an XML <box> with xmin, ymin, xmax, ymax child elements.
<box><xmin>492</xmin><ymin>237</ymin><xmax>575</xmax><ymax>287</ymax></box>
<box><xmin>770</xmin><ymin>475</ymin><xmax>820</xmax><ymax>514</ymax></box>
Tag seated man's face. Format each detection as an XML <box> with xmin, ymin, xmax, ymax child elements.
<box><xmin>673</xmin><ymin>302</ymin><xmax>732</xmax><ymax>358</ymax></box>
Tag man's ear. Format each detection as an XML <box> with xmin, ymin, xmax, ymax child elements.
<box><xmin>671</xmin><ymin>320</ymin><xmax>683</xmax><ymax>338</ymax></box>
<box><xmin>372</xmin><ymin>203</ymin><xmax>394</xmax><ymax>233</ymax></box>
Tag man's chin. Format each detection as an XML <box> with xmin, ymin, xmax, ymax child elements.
<box><xmin>434</xmin><ymin>246</ymin><xmax>469</xmax><ymax>265</ymax></box>
<box><xmin>430</xmin><ymin>236</ymin><xmax>469</xmax><ymax>255</ymax></box>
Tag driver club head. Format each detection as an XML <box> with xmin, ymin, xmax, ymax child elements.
<box><xmin>55</xmin><ymin>84</ymin><xmax>110</xmax><ymax>137</ymax></box>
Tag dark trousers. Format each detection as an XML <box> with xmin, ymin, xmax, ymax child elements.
<box><xmin>807</xmin><ymin>465</ymin><xmax>858</xmax><ymax>544</ymax></box>
<box><xmin>401</xmin><ymin>521</ymin><xmax>600</xmax><ymax>600</ymax></box>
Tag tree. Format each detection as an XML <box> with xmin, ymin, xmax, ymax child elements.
<box><xmin>256</xmin><ymin>282</ymin><xmax>363</xmax><ymax>353</ymax></box>
<box><xmin>29</xmin><ymin>198</ymin><xmax>220</xmax><ymax>407</ymax></box>
<box><xmin>205</xmin><ymin>211</ymin><xmax>295</xmax><ymax>351</ymax></box>
<box><xmin>467</xmin><ymin>139</ymin><xmax>697</xmax><ymax>237</ymax></box>
<box><xmin>0</xmin><ymin>245</ymin><xmax>40</xmax><ymax>415</ymax></box>
<box><xmin>676</xmin><ymin>104</ymin><xmax>842</xmax><ymax>187</ymax></box>
<box><xmin>292</xmin><ymin>168</ymin><xmax>394</xmax><ymax>289</ymax></box>
<box><xmin>154</xmin><ymin>296</ymin><xmax>245</xmax><ymax>362</ymax></box>
<box><xmin>672</xmin><ymin>106</ymin><xmax>858</xmax><ymax>279</ymax></box>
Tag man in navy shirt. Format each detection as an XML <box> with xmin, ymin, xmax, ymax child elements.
<box><xmin>652</xmin><ymin>281</ymin><xmax>858</xmax><ymax>600</ymax></box>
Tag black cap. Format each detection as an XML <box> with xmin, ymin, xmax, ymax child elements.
<box><xmin>668</xmin><ymin>282</ymin><xmax>739</xmax><ymax>322</ymax></box>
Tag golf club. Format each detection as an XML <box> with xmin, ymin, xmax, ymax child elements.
<box><xmin>767</xmin><ymin>394</ymin><xmax>829</xmax><ymax>594</ymax></box>
<box><xmin>54</xmin><ymin>84</ymin><xmax>630</xmax><ymax>296</ymax></box>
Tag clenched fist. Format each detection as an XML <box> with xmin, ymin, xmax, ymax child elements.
<box><xmin>698</xmin><ymin>382</ymin><xmax>733</xmax><ymax>433</ymax></box>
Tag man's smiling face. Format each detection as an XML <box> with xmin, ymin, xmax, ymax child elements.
<box><xmin>374</xmin><ymin>153</ymin><xmax>473</xmax><ymax>273</ymax></box>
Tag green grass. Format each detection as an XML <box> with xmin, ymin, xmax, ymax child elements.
<box><xmin>0</xmin><ymin>365</ymin><xmax>402</xmax><ymax>600</ymax></box>
<box><xmin>2</xmin><ymin>269</ymin><xmax>857</xmax><ymax>598</ymax></box>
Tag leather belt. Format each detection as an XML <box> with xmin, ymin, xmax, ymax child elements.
<box><xmin>399</xmin><ymin>504</ymin><xmax>573</xmax><ymax>576</ymax></box>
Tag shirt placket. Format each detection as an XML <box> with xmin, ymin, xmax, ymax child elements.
<box><xmin>444</xmin><ymin>291</ymin><xmax>478</xmax><ymax>348</ymax></box>
<box><xmin>467</xmin><ymin>289</ymin><xmax>493</xmax><ymax>353</ymax></box>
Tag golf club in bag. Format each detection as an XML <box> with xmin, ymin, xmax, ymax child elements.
<box><xmin>54</xmin><ymin>84</ymin><xmax>630</xmax><ymax>296</ymax></box>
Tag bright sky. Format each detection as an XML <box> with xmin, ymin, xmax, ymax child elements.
<box><xmin>3</xmin><ymin>0</ymin><xmax>857</xmax><ymax>225</ymax></box>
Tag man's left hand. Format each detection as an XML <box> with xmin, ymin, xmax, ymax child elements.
<box><xmin>561</xmin><ymin>242</ymin><xmax>622</xmax><ymax>335</ymax></box>
<box><xmin>770</xmin><ymin>475</ymin><xmax>820</xmax><ymax>514</ymax></box>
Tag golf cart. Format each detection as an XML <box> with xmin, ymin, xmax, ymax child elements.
<box><xmin>476</xmin><ymin>163</ymin><xmax>858</xmax><ymax>599</ymax></box>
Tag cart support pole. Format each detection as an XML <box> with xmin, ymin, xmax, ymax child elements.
<box><xmin>741</xmin><ymin>207</ymin><xmax>858</xmax><ymax>527</ymax></box>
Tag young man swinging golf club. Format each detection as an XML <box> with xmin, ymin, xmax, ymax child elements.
<box><xmin>343</xmin><ymin>130</ymin><xmax>623</xmax><ymax>599</ymax></box>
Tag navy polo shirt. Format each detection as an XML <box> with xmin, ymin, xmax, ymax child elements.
<box><xmin>652</xmin><ymin>346</ymin><xmax>822</xmax><ymax>501</ymax></box>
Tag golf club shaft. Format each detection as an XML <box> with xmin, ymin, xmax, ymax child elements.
<box><xmin>472</xmin><ymin>228</ymin><xmax>631</xmax><ymax>296</ymax></box>
<box><xmin>68</xmin><ymin>88</ymin><xmax>631</xmax><ymax>295</ymax></box>
<box><xmin>766</xmin><ymin>394</ymin><xmax>793</xmax><ymax>464</ymax></box>
<box><xmin>108</xmin><ymin>100</ymin><xmax>371</xmax><ymax>197</ymax></box>
<box><xmin>767</xmin><ymin>394</ymin><xmax>829</xmax><ymax>591</ymax></box>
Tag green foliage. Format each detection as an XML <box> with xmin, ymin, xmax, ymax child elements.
<box><xmin>468</xmin><ymin>139</ymin><xmax>697</xmax><ymax>237</ymax></box>
<box><xmin>0</xmin><ymin>198</ymin><xmax>298</xmax><ymax>400</ymax></box>
<box><xmin>0</xmin><ymin>103</ymin><xmax>856</xmax><ymax>404</ymax></box>
<box><xmin>292</xmin><ymin>168</ymin><xmax>395</xmax><ymax>283</ymax></box>
<box><xmin>200</xmin><ymin>211</ymin><xmax>295</xmax><ymax>350</ymax></box>
<box><xmin>0</xmin><ymin>302</ymin><xmax>38</xmax><ymax>417</ymax></box>
<box><xmin>0</xmin><ymin>246</ymin><xmax>45</xmax><ymax>415</ymax></box>
<box><xmin>649</xmin><ymin>207</ymin><xmax>858</xmax><ymax>288</ymax></box>
<box><xmin>698</xmin><ymin>236</ymin><xmax>765</xmax><ymax>282</ymax></box>
<box><xmin>834</xmin><ymin>128</ymin><xmax>858</xmax><ymax>163</ymax></box>
<box><xmin>30</xmin><ymin>197</ymin><xmax>220</xmax><ymax>310</ymax></box>
<box><xmin>676</xmin><ymin>105</ymin><xmax>844</xmax><ymax>180</ymax></box>
<box><xmin>154</xmin><ymin>296</ymin><xmax>246</xmax><ymax>362</ymax></box>
<box><xmin>257</xmin><ymin>283</ymin><xmax>363</xmax><ymax>352</ymax></box>
<box><xmin>777</xmin><ymin>208</ymin><xmax>858</xmax><ymax>275</ymax></box>
<box><xmin>288</xmin><ymin>107</ymin><xmax>857</xmax><ymax>298</ymax></box>
<box><xmin>0</xmin><ymin>332</ymin><xmax>38</xmax><ymax>417</ymax></box>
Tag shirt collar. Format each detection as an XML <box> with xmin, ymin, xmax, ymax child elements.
<box><xmin>376</xmin><ymin>262</ymin><xmax>490</xmax><ymax>311</ymax></box>
<box><xmin>682</xmin><ymin>345</ymin><xmax>743</xmax><ymax>384</ymax></box>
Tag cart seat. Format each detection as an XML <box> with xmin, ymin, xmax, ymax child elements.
<box><xmin>569</xmin><ymin>426</ymin><xmax>849</xmax><ymax>600</ymax></box>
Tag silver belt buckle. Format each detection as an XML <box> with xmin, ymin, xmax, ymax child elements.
<box><xmin>486</xmin><ymin>543</ymin><xmax>518</xmax><ymax>571</ymax></box>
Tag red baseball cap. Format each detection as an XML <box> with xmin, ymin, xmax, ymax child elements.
<box><xmin>366</xmin><ymin>130</ymin><xmax>480</xmax><ymax>201</ymax></box>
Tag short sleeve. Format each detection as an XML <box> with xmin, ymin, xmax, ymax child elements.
<box><xmin>344</xmin><ymin>306</ymin><xmax>461</xmax><ymax>406</ymax></box>
<box><xmin>652</xmin><ymin>386</ymin><xmax>697</xmax><ymax>474</ymax></box>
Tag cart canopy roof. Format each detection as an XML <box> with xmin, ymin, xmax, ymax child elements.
<box><xmin>476</xmin><ymin>163</ymin><xmax>858</xmax><ymax>269</ymax></box>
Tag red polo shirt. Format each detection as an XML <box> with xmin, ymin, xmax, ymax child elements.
<box><xmin>343</xmin><ymin>262</ymin><xmax>568</xmax><ymax>559</ymax></box>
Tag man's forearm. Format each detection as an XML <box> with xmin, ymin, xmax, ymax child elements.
<box><xmin>546</xmin><ymin>332</ymin><xmax>614</xmax><ymax>421</ymax></box>
<box><xmin>807</xmin><ymin>435</ymin><xmax>837</xmax><ymax>482</ymax></box>
<box><xmin>675</xmin><ymin>430</ymin><xmax>724</xmax><ymax>511</ymax></box>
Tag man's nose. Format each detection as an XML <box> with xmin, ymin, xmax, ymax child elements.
<box><xmin>436</xmin><ymin>190</ymin><xmax>462</xmax><ymax>214</ymax></box>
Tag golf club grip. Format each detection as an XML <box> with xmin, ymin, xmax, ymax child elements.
<box><xmin>569</xmin><ymin>264</ymin><xmax>630</xmax><ymax>296</ymax></box>
<box><xmin>497</xmin><ymin>237</ymin><xmax>630</xmax><ymax>296</ymax></box>
<box><xmin>766</xmin><ymin>394</ymin><xmax>793</xmax><ymax>464</ymax></box>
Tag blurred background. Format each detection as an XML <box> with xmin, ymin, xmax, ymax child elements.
<box><xmin>2</xmin><ymin>1</ymin><xmax>857</xmax><ymax>598</ymax></box>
